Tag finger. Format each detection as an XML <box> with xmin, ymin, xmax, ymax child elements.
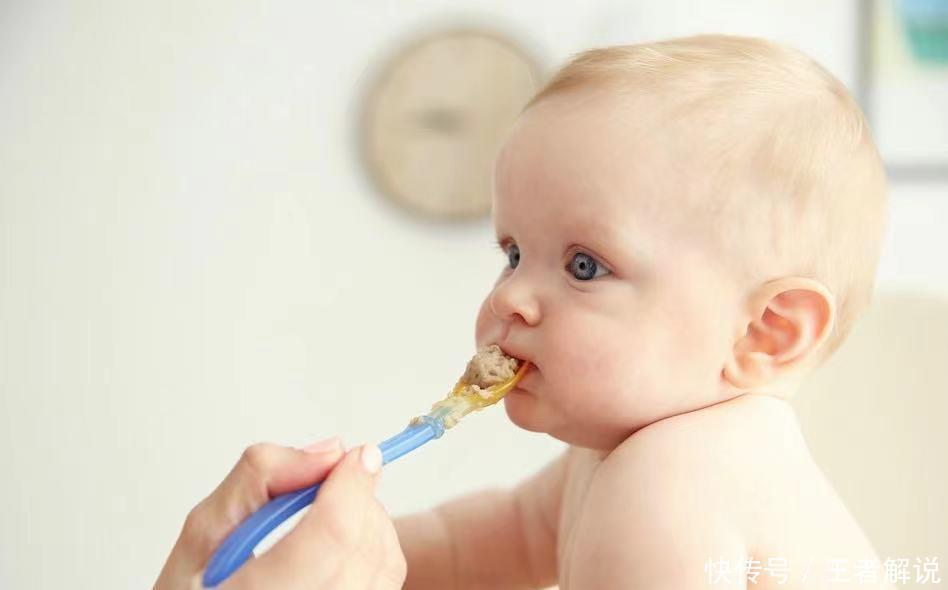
<box><xmin>240</xmin><ymin>438</ymin><xmax>347</xmax><ymax>497</ymax></box>
<box><xmin>303</xmin><ymin>444</ymin><xmax>383</xmax><ymax>548</ymax></box>
<box><xmin>180</xmin><ymin>438</ymin><xmax>344</xmax><ymax>566</ymax></box>
<box><xmin>221</xmin><ymin>445</ymin><xmax>384</xmax><ymax>589</ymax></box>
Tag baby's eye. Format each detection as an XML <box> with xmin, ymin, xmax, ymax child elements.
<box><xmin>568</xmin><ymin>252</ymin><xmax>610</xmax><ymax>281</ymax></box>
<box><xmin>505</xmin><ymin>243</ymin><xmax>521</xmax><ymax>270</ymax></box>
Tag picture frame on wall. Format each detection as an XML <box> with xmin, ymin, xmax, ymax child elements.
<box><xmin>857</xmin><ymin>0</ymin><xmax>948</xmax><ymax>181</ymax></box>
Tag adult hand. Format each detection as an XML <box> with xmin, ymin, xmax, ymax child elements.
<box><xmin>154</xmin><ymin>438</ymin><xmax>406</xmax><ymax>589</ymax></box>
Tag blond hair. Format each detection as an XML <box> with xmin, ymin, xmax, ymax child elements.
<box><xmin>526</xmin><ymin>34</ymin><xmax>888</xmax><ymax>364</ymax></box>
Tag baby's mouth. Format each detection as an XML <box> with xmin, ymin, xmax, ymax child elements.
<box><xmin>491</xmin><ymin>344</ymin><xmax>535</xmax><ymax>387</ymax></box>
<box><xmin>491</xmin><ymin>342</ymin><xmax>530</xmax><ymax>367</ymax></box>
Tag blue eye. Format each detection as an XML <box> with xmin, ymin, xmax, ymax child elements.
<box><xmin>569</xmin><ymin>252</ymin><xmax>609</xmax><ymax>281</ymax></box>
<box><xmin>506</xmin><ymin>243</ymin><xmax>520</xmax><ymax>269</ymax></box>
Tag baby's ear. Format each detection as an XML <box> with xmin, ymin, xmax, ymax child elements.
<box><xmin>722</xmin><ymin>277</ymin><xmax>836</xmax><ymax>392</ymax></box>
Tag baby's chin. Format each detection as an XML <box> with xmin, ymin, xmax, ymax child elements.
<box><xmin>504</xmin><ymin>392</ymin><xmax>639</xmax><ymax>450</ymax></box>
<box><xmin>502</xmin><ymin>387</ymin><xmax>548</xmax><ymax>434</ymax></box>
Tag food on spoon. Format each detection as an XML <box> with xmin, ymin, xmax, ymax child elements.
<box><xmin>460</xmin><ymin>344</ymin><xmax>522</xmax><ymax>399</ymax></box>
<box><xmin>413</xmin><ymin>344</ymin><xmax>523</xmax><ymax>429</ymax></box>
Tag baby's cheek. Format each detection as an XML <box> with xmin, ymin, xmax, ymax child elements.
<box><xmin>552</xmin><ymin>325</ymin><xmax>629</xmax><ymax>388</ymax></box>
<box><xmin>562</xmin><ymin>322</ymin><xmax>660</xmax><ymax>394</ymax></box>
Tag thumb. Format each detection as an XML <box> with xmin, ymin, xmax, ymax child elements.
<box><xmin>302</xmin><ymin>444</ymin><xmax>383</xmax><ymax>543</ymax></box>
<box><xmin>218</xmin><ymin>445</ymin><xmax>384</xmax><ymax>589</ymax></box>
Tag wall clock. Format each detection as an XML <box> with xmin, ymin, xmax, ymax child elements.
<box><xmin>360</xmin><ymin>29</ymin><xmax>542</xmax><ymax>220</ymax></box>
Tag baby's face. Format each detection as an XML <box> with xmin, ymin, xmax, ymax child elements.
<box><xmin>475</xmin><ymin>90</ymin><xmax>746</xmax><ymax>450</ymax></box>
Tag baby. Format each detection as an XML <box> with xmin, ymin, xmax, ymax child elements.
<box><xmin>396</xmin><ymin>34</ymin><xmax>890</xmax><ymax>589</ymax></box>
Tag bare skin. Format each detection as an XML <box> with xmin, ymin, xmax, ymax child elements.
<box><xmin>396</xmin><ymin>87</ymin><xmax>890</xmax><ymax>589</ymax></box>
<box><xmin>557</xmin><ymin>395</ymin><xmax>889</xmax><ymax>589</ymax></box>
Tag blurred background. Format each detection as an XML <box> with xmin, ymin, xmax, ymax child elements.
<box><xmin>1</xmin><ymin>1</ymin><xmax>946</xmax><ymax>589</ymax></box>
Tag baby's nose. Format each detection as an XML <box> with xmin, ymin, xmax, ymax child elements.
<box><xmin>489</xmin><ymin>275</ymin><xmax>541</xmax><ymax>326</ymax></box>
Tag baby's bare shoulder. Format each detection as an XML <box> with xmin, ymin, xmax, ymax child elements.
<box><xmin>607</xmin><ymin>393</ymin><xmax>805</xmax><ymax>479</ymax></box>
<box><xmin>563</xmin><ymin>399</ymin><xmax>786</xmax><ymax>588</ymax></box>
<box><xmin>601</xmin><ymin>395</ymin><xmax>816</xmax><ymax>529</ymax></box>
<box><xmin>568</xmin><ymin>395</ymin><xmax>884</xmax><ymax>589</ymax></box>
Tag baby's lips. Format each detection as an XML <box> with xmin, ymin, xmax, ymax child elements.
<box><xmin>493</xmin><ymin>341</ymin><xmax>531</xmax><ymax>367</ymax></box>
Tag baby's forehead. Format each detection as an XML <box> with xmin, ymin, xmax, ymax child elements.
<box><xmin>498</xmin><ymin>92</ymin><xmax>717</xmax><ymax>220</ymax></box>
<box><xmin>501</xmin><ymin>89</ymin><xmax>720</xmax><ymax>185</ymax></box>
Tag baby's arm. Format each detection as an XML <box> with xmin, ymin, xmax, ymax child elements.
<box><xmin>395</xmin><ymin>451</ymin><xmax>568</xmax><ymax>589</ymax></box>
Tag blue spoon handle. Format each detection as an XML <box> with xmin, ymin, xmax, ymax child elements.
<box><xmin>202</xmin><ymin>416</ymin><xmax>446</xmax><ymax>588</ymax></box>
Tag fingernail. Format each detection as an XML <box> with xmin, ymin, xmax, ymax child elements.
<box><xmin>359</xmin><ymin>444</ymin><xmax>382</xmax><ymax>474</ymax></box>
<box><xmin>302</xmin><ymin>436</ymin><xmax>342</xmax><ymax>454</ymax></box>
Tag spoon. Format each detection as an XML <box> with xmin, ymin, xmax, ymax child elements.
<box><xmin>202</xmin><ymin>359</ymin><xmax>530</xmax><ymax>587</ymax></box>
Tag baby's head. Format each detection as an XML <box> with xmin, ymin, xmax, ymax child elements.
<box><xmin>473</xmin><ymin>34</ymin><xmax>888</xmax><ymax>450</ymax></box>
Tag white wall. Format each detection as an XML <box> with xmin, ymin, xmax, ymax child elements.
<box><xmin>1</xmin><ymin>1</ymin><xmax>945</xmax><ymax>588</ymax></box>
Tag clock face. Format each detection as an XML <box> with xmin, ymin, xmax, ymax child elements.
<box><xmin>361</xmin><ymin>30</ymin><xmax>542</xmax><ymax>220</ymax></box>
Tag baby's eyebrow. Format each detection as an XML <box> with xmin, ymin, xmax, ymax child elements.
<box><xmin>573</xmin><ymin>218</ymin><xmax>623</xmax><ymax>246</ymax></box>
